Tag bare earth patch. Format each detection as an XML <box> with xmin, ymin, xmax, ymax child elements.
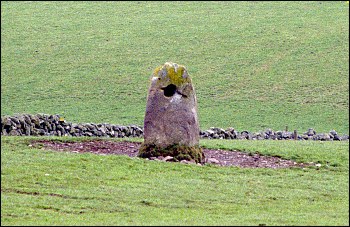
<box><xmin>32</xmin><ymin>140</ymin><xmax>311</xmax><ymax>169</ymax></box>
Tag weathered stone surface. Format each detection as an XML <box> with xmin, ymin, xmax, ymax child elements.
<box><xmin>163</xmin><ymin>156</ymin><xmax>174</xmax><ymax>162</ymax></box>
<box><xmin>206</xmin><ymin>158</ymin><xmax>220</xmax><ymax>164</ymax></box>
<box><xmin>143</xmin><ymin>62</ymin><xmax>200</xmax><ymax>147</ymax></box>
<box><xmin>139</xmin><ymin>62</ymin><xmax>203</xmax><ymax>163</ymax></box>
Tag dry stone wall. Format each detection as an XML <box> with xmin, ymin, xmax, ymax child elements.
<box><xmin>1</xmin><ymin>114</ymin><xmax>143</xmax><ymax>138</ymax></box>
<box><xmin>1</xmin><ymin>114</ymin><xmax>349</xmax><ymax>141</ymax></box>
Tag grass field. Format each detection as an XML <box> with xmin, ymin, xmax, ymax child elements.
<box><xmin>1</xmin><ymin>136</ymin><xmax>349</xmax><ymax>226</ymax></box>
<box><xmin>1</xmin><ymin>1</ymin><xmax>349</xmax><ymax>226</ymax></box>
<box><xmin>1</xmin><ymin>1</ymin><xmax>349</xmax><ymax>133</ymax></box>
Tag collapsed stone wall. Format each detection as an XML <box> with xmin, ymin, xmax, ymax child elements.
<box><xmin>1</xmin><ymin>114</ymin><xmax>349</xmax><ymax>141</ymax></box>
<box><xmin>200</xmin><ymin>127</ymin><xmax>348</xmax><ymax>141</ymax></box>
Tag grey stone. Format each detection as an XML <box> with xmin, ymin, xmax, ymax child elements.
<box><xmin>9</xmin><ymin>130</ymin><xmax>20</xmax><ymax>136</ymax></box>
<box><xmin>25</xmin><ymin>126</ymin><xmax>31</xmax><ymax>136</ymax></box>
<box><xmin>306</xmin><ymin>128</ymin><xmax>316</xmax><ymax>136</ymax></box>
<box><xmin>24</xmin><ymin>114</ymin><xmax>32</xmax><ymax>125</ymax></box>
<box><xmin>282</xmin><ymin>131</ymin><xmax>292</xmax><ymax>139</ymax></box>
<box><xmin>241</xmin><ymin>131</ymin><xmax>250</xmax><ymax>139</ymax></box>
<box><xmin>329</xmin><ymin>130</ymin><xmax>337</xmax><ymax>136</ymax></box>
<box><xmin>163</xmin><ymin>156</ymin><xmax>174</xmax><ymax>162</ymax></box>
<box><xmin>142</xmin><ymin>62</ymin><xmax>200</xmax><ymax>148</ymax></box>
<box><xmin>10</xmin><ymin>117</ymin><xmax>20</xmax><ymax>125</ymax></box>
<box><xmin>207</xmin><ymin>158</ymin><xmax>220</xmax><ymax>164</ymax></box>
<box><xmin>180</xmin><ymin>160</ymin><xmax>196</xmax><ymax>164</ymax></box>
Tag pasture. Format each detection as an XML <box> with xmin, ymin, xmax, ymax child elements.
<box><xmin>1</xmin><ymin>1</ymin><xmax>349</xmax><ymax>133</ymax></box>
<box><xmin>1</xmin><ymin>1</ymin><xmax>349</xmax><ymax>226</ymax></box>
<box><xmin>1</xmin><ymin>136</ymin><xmax>349</xmax><ymax>226</ymax></box>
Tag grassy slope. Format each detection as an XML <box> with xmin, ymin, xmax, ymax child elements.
<box><xmin>1</xmin><ymin>1</ymin><xmax>349</xmax><ymax>133</ymax></box>
<box><xmin>1</xmin><ymin>136</ymin><xmax>349</xmax><ymax>226</ymax></box>
<box><xmin>1</xmin><ymin>2</ymin><xmax>349</xmax><ymax>226</ymax></box>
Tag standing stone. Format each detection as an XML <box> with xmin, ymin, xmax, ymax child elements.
<box><xmin>138</xmin><ymin>62</ymin><xmax>204</xmax><ymax>163</ymax></box>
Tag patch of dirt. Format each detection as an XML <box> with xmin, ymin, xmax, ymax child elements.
<box><xmin>32</xmin><ymin>140</ymin><xmax>311</xmax><ymax>169</ymax></box>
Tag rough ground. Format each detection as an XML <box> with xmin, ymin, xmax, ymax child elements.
<box><xmin>32</xmin><ymin>140</ymin><xmax>312</xmax><ymax>168</ymax></box>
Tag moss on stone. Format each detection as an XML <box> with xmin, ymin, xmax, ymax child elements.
<box><xmin>138</xmin><ymin>143</ymin><xmax>204</xmax><ymax>163</ymax></box>
<box><xmin>153</xmin><ymin>62</ymin><xmax>190</xmax><ymax>87</ymax></box>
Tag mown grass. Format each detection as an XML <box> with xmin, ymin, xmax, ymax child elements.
<box><xmin>1</xmin><ymin>1</ymin><xmax>349</xmax><ymax>133</ymax></box>
<box><xmin>1</xmin><ymin>136</ymin><xmax>349</xmax><ymax>226</ymax></box>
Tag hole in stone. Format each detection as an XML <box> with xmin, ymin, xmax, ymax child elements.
<box><xmin>163</xmin><ymin>84</ymin><xmax>177</xmax><ymax>97</ymax></box>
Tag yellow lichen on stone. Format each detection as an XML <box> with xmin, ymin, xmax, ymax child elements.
<box><xmin>153</xmin><ymin>62</ymin><xmax>190</xmax><ymax>86</ymax></box>
<box><xmin>141</xmin><ymin>62</ymin><xmax>202</xmax><ymax>162</ymax></box>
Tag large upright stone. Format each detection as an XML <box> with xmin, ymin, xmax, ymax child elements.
<box><xmin>138</xmin><ymin>62</ymin><xmax>204</xmax><ymax>163</ymax></box>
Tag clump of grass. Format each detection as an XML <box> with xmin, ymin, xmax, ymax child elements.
<box><xmin>138</xmin><ymin>143</ymin><xmax>204</xmax><ymax>163</ymax></box>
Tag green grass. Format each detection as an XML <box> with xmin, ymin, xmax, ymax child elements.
<box><xmin>1</xmin><ymin>1</ymin><xmax>349</xmax><ymax>133</ymax></box>
<box><xmin>1</xmin><ymin>136</ymin><xmax>349</xmax><ymax>226</ymax></box>
<box><xmin>1</xmin><ymin>1</ymin><xmax>349</xmax><ymax>226</ymax></box>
